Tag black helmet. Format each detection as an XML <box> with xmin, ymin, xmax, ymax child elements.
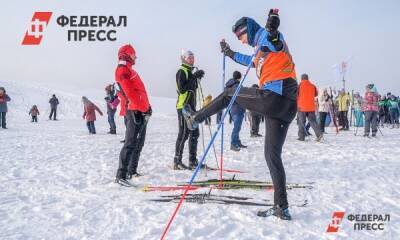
<box><xmin>232</xmin><ymin>17</ymin><xmax>248</xmax><ymax>38</ymax></box>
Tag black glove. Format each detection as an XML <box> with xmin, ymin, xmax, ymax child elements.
<box><xmin>145</xmin><ymin>106</ymin><xmax>152</xmax><ymax>116</ymax></box>
<box><xmin>193</xmin><ymin>69</ymin><xmax>205</xmax><ymax>79</ymax></box>
<box><xmin>266</xmin><ymin>9</ymin><xmax>280</xmax><ymax>32</ymax></box>
<box><xmin>267</xmin><ymin>30</ymin><xmax>283</xmax><ymax>51</ymax></box>
<box><xmin>220</xmin><ymin>40</ymin><xmax>235</xmax><ymax>59</ymax></box>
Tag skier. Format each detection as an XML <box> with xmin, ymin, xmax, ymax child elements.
<box><xmin>182</xmin><ymin>10</ymin><xmax>297</xmax><ymax>220</ymax></box>
<box><xmin>362</xmin><ymin>84</ymin><xmax>379</xmax><ymax>137</ymax></box>
<box><xmin>378</xmin><ymin>96</ymin><xmax>387</xmax><ymax>127</ymax></box>
<box><xmin>105</xmin><ymin>84</ymin><xmax>120</xmax><ymax>134</ymax></box>
<box><xmin>249</xmin><ymin>85</ymin><xmax>263</xmax><ymax>137</ymax></box>
<box><xmin>173</xmin><ymin>50</ymin><xmax>205</xmax><ymax>170</ymax></box>
<box><xmin>82</xmin><ymin>96</ymin><xmax>103</xmax><ymax>134</ymax></box>
<box><xmin>388</xmin><ymin>95</ymin><xmax>399</xmax><ymax>128</ymax></box>
<box><xmin>115</xmin><ymin>44</ymin><xmax>152</xmax><ymax>183</ymax></box>
<box><xmin>49</xmin><ymin>94</ymin><xmax>59</xmax><ymax>120</ymax></box>
<box><xmin>318</xmin><ymin>89</ymin><xmax>331</xmax><ymax>133</ymax></box>
<box><xmin>226</xmin><ymin>71</ymin><xmax>247</xmax><ymax>151</ymax></box>
<box><xmin>202</xmin><ymin>95</ymin><xmax>212</xmax><ymax>125</ymax></box>
<box><xmin>297</xmin><ymin>74</ymin><xmax>323</xmax><ymax>141</ymax></box>
<box><xmin>352</xmin><ymin>92</ymin><xmax>364</xmax><ymax>127</ymax></box>
<box><xmin>337</xmin><ymin>90</ymin><xmax>350</xmax><ymax>130</ymax></box>
<box><xmin>0</xmin><ymin>87</ymin><xmax>11</xmax><ymax>129</ymax></box>
<box><xmin>116</xmin><ymin>85</ymin><xmax>128</xmax><ymax>143</ymax></box>
<box><xmin>29</xmin><ymin>105</ymin><xmax>40</xmax><ymax>123</ymax></box>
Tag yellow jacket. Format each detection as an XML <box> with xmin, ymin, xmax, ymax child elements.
<box><xmin>202</xmin><ymin>95</ymin><xmax>212</xmax><ymax>107</ymax></box>
<box><xmin>337</xmin><ymin>93</ymin><xmax>350</xmax><ymax>111</ymax></box>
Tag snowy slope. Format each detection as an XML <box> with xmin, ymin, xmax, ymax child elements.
<box><xmin>0</xmin><ymin>81</ymin><xmax>399</xmax><ymax>240</ymax></box>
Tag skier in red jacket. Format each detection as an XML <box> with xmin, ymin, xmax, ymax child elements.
<box><xmin>115</xmin><ymin>44</ymin><xmax>152</xmax><ymax>185</ymax></box>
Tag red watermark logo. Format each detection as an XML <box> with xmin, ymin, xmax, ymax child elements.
<box><xmin>326</xmin><ymin>211</ymin><xmax>346</xmax><ymax>233</ymax></box>
<box><xmin>22</xmin><ymin>12</ymin><xmax>53</xmax><ymax>45</ymax></box>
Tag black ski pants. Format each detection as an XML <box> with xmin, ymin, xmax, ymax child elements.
<box><xmin>193</xmin><ymin>78</ymin><xmax>298</xmax><ymax>208</ymax></box>
<box><xmin>117</xmin><ymin>110</ymin><xmax>147</xmax><ymax>179</ymax></box>
<box><xmin>174</xmin><ymin>109</ymin><xmax>199</xmax><ymax>164</ymax></box>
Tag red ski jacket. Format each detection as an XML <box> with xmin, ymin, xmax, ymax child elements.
<box><xmin>115</xmin><ymin>61</ymin><xmax>150</xmax><ymax>113</ymax></box>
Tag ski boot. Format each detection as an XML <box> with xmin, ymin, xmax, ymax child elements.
<box><xmin>316</xmin><ymin>134</ymin><xmax>323</xmax><ymax>142</ymax></box>
<box><xmin>238</xmin><ymin>142</ymin><xmax>247</xmax><ymax>148</ymax></box>
<box><xmin>253</xmin><ymin>133</ymin><xmax>263</xmax><ymax>137</ymax></box>
<box><xmin>230</xmin><ymin>144</ymin><xmax>241</xmax><ymax>151</ymax></box>
<box><xmin>115</xmin><ymin>177</ymin><xmax>135</xmax><ymax>187</ymax></box>
<box><xmin>173</xmin><ymin>156</ymin><xmax>189</xmax><ymax>170</ymax></box>
<box><xmin>108</xmin><ymin>129</ymin><xmax>116</xmax><ymax>134</ymax></box>
<box><xmin>257</xmin><ymin>205</ymin><xmax>292</xmax><ymax>220</ymax></box>
<box><xmin>182</xmin><ymin>104</ymin><xmax>199</xmax><ymax>130</ymax></box>
<box><xmin>188</xmin><ymin>159</ymin><xmax>207</xmax><ymax>170</ymax></box>
<box><xmin>127</xmin><ymin>172</ymin><xmax>143</xmax><ymax>179</ymax></box>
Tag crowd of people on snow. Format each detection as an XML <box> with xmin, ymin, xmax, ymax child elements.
<box><xmin>2</xmin><ymin>9</ymin><xmax>400</xmax><ymax>221</ymax></box>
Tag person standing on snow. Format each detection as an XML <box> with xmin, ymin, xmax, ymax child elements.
<box><xmin>202</xmin><ymin>95</ymin><xmax>212</xmax><ymax>125</ymax></box>
<box><xmin>0</xmin><ymin>87</ymin><xmax>11</xmax><ymax>129</ymax></box>
<box><xmin>104</xmin><ymin>84</ymin><xmax>120</xmax><ymax>134</ymax></box>
<box><xmin>116</xmin><ymin>85</ymin><xmax>128</xmax><ymax>143</ymax></box>
<box><xmin>318</xmin><ymin>89</ymin><xmax>331</xmax><ymax>133</ymax></box>
<box><xmin>29</xmin><ymin>105</ymin><xmax>40</xmax><ymax>123</ymax></box>
<box><xmin>225</xmin><ymin>71</ymin><xmax>247</xmax><ymax>151</ymax></box>
<box><xmin>297</xmin><ymin>74</ymin><xmax>323</xmax><ymax>141</ymax></box>
<box><xmin>49</xmin><ymin>94</ymin><xmax>59</xmax><ymax>120</ymax></box>
<box><xmin>249</xmin><ymin>84</ymin><xmax>264</xmax><ymax>138</ymax></box>
<box><xmin>352</xmin><ymin>92</ymin><xmax>364</xmax><ymax>127</ymax></box>
<box><xmin>182</xmin><ymin>10</ymin><xmax>297</xmax><ymax>220</ymax></box>
<box><xmin>337</xmin><ymin>90</ymin><xmax>350</xmax><ymax>130</ymax></box>
<box><xmin>387</xmin><ymin>95</ymin><xmax>399</xmax><ymax>128</ymax></box>
<box><xmin>82</xmin><ymin>96</ymin><xmax>103</xmax><ymax>134</ymax></box>
<box><xmin>362</xmin><ymin>84</ymin><xmax>379</xmax><ymax>137</ymax></box>
<box><xmin>115</xmin><ymin>44</ymin><xmax>152</xmax><ymax>184</ymax></box>
<box><xmin>173</xmin><ymin>50</ymin><xmax>205</xmax><ymax>170</ymax></box>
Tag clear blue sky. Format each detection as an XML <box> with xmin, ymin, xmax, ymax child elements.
<box><xmin>1</xmin><ymin>0</ymin><xmax>399</xmax><ymax>98</ymax></box>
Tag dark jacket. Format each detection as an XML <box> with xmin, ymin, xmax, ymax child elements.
<box><xmin>176</xmin><ymin>64</ymin><xmax>198</xmax><ymax>110</ymax></box>
<box><xmin>49</xmin><ymin>96</ymin><xmax>59</xmax><ymax>109</ymax></box>
<box><xmin>225</xmin><ymin>78</ymin><xmax>245</xmax><ymax>115</ymax></box>
<box><xmin>0</xmin><ymin>93</ymin><xmax>11</xmax><ymax>112</ymax></box>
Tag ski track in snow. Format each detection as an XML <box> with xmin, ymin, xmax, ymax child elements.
<box><xmin>0</xmin><ymin>81</ymin><xmax>399</xmax><ymax>240</ymax></box>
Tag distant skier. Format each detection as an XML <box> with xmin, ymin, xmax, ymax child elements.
<box><xmin>182</xmin><ymin>10</ymin><xmax>297</xmax><ymax>220</ymax></box>
<box><xmin>337</xmin><ymin>90</ymin><xmax>350</xmax><ymax>130</ymax></box>
<box><xmin>249</xmin><ymin>84</ymin><xmax>263</xmax><ymax>137</ymax></box>
<box><xmin>202</xmin><ymin>95</ymin><xmax>212</xmax><ymax>125</ymax></box>
<box><xmin>352</xmin><ymin>92</ymin><xmax>364</xmax><ymax>127</ymax></box>
<box><xmin>29</xmin><ymin>105</ymin><xmax>40</xmax><ymax>123</ymax></box>
<box><xmin>225</xmin><ymin>71</ymin><xmax>247</xmax><ymax>151</ymax></box>
<box><xmin>105</xmin><ymin>84</ymin><xmax>120</xmax><ymax>134</ymax></box>
<box><xmin>116</xmin><ymin>85</ymin><xmax>128</xmax><ymax>143</ymax></box>
<box><xmin>297</xmin><ymin>74</ymin><xmax>323</xmax><ymax>141</ymax></box>
<box><xmin>49</xmin><ymin>94</ymin><xmax>59</xmax><ymax>120</ymax></box>
<box><xmin>82</xmin><ymin>96</ymin><xmax>103</xmax><ymax>134</ymax></box>
<box><xmin>318</xmin><ymin>89</ymin><xmax>331</xmax><ymax>133</ymax></box>
<box><xmin>173</xmin><ymin>50</ymin><xmax>205</xmax><ymax>170</ymax></box>
<box><xmin>388</xmin><ymin>94</ymin><xmax>399</xmax><ymax>128</ymax></box>
<box><xmin>0</xmin><ymin>87</ymin><xmax>11</xmax><ymax>129</ymax></box>
<box><xmin>362</xmin><ymin>84</ymin><xmax>379</xmax><ymax>137</ymax></box>
<box><xmin>115</xmin><ymin>44</ymin><xmax>152</xmax><ymax>184</ymax></box>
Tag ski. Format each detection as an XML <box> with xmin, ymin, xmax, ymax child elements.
<box><xmin>143</xmin><ymin>185</ymin><xmax>202</xmax><ymax>192</ymax></box>
<box><xmin>115</xmin><ymin>179</ymin><xmax>137</xmax><ymax>188</ymax></box>
<box><xmin>149</xmin><ymin>192</ymin><xmax>271</xmax><ymax>206</ymax></box>
<box><xmin>202</xmin><ymin>166</ymin><xmax>247</xmax><ymax>173</ymax></box>
<box><xmin>179</xmin><ymin>178</ymin><xmax>313</xmax><ymax>190</ymax></box>
<box><xmin>256</xmin><ymin>200</ymin><xmax>308</xmax><ymax>218</ymax></box>
<box><xmin>169</xmin><ymin>165</ymin><xmax>246</xmax><ymax>173</ymax></box>
<box><xmin>159</xmin><ymin>192</ymin><xmax>269</xmax><ymax>201</ymax></box>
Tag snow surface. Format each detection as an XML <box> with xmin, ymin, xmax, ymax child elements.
<box><xmin>0</xmin><ymin>80</ymin><xmax>399</xmax><ymax>240</ymax></box>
